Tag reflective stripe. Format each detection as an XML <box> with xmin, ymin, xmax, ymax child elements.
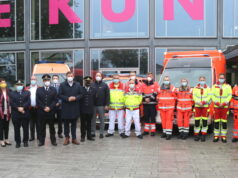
<box><xmin>202</xmin><ymin>117</ymin><xmax>208</xmax><ymax>121</ymax></box>
<box><xmin>110</xmin><ymin>89</ymin><xmax>124</xmax><ymax>92</ymax></box>
<box><xmin>125</xmin><ymin>105</ymin><xmax>140</xmax><ymax>108</ymax></box>
<box><xmin>194</xmin><ymin>117</ymin><xmax>201</xmax><ymax>121</ymax></box>
<box><xmin>221</xmin><ymin>119</ymin><xmax>228</xmax><ymax>123</ymax></box>
<box><xmin>143</xmin><ymin>102</ymin><xmax>157</xmax><ymax>104</ymax></box>
<box><xmin>177</xmin><ymin>106</ymin><xmax>192</xmax><ymax>110</ymax></box>
<box><xmin>158</xmin><ymin>97</ymin><xmax>175</xmax><ymax>100</ymax></box>
<box><xmin>234</xmin><ymin>133</ymin><xmax>238</xmax><ymax>136</ymax></box>
<box><xmin>159</xmin><ymin>106</ymin><xmax>174</xmax><ymax>109</ymax></box>
<box><xmin>177</xmin><ymin>99</ymin><xmax>193</xmax><ymax>101</ymax></box>
<box><xmin>214</xmin><ymin>95</ymin><xmax>230</xmax><ymax>99</ymax></box>
<box><xmin>233</xmin><ymin>129</ymin><xmax>238</xmax><ymax>132</ymax></box>
<box><xmin>214</xmin><ymin>119</ymin><xmax>221</xmax><ymax>123</ymax></box>
<box><xmin>110</xmin><ymin>102</ymin><xmax>124</xmax><ymax>105</ymax></box>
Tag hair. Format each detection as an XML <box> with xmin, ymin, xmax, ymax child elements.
<box><xmin>219</xmin><ymin>73</ymin><xmax>226</xmax><ymax>78</ymax></box>
<box><xmin>66</xmin><ymin>71</ymin><xmax>73</xmax><ymax>76</ymax></box>
<box><xmin>52</xmin><ymin>75</ymin><xmax>59</xmax><ymax>78</ymax></box>
<box><xmin>0</xmin><ymin>78</ymin><xmax>5</xmax><ymax>82</ymax></box>
<box><xmin>164</xmin><ymin>76</ymin><xmax>170</xmax><ymax>80</ymax></box>
<box><xmin>199</xmin><ymin>76</ymin><xmax>206</xmax><ymax>80</ymax></box>
<box><xmin>130</xmin><ymin>71</ymin><xmax>136</xmax><ymax>74</ymax></box>
<box><xmin>147</xmin><ymin>72</ymin><xmax>153</xmax><ymax>75</ymax></box>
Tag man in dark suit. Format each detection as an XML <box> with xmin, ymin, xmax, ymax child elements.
<box><xmin>80</xmin><ymin>76</ymin><xmax>96</xmax><ymax>142</ymax></box>
<box><xmin>10</xmin><ymin>80</ymin><xmax>30</xmax><ymax>148</ymax></box>
<box><xmin>59</xmin><ymin>71</ymin><xmax>83</xmax><ymax>145</ymax></box>
<box><xmin>36</xmin><ymin>74</ymin><xmax>57</xmax><ymax>146</ymax></box>
<box><xmin>51</xmin><ymin>75</ymin><xmax>63</xmax><ymax>138</ymax></box>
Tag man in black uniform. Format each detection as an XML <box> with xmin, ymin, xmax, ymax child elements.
<box><xmin>80</xmin><ymin>76</ymin><xmax>96</xmax><ymax>142</ymax></box>
<box><xmin>36</xmin><ymin>74</ymin><xmax>57</xmax><ymax>146</ymax></box>
<box><xmin>10</xmin><ymin>80</ymin><xmax>30</xmax><ymax>148</ymax></box>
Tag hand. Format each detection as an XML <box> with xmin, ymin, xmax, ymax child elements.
<box><xmin>44</xmin><ymin>107</ymin><xmax>50</xmax><ymax>112</ymax></box>
<box><xmin>68</xmin><ymin>96</ymin><xmax>76</xmax><ymax>102</ymax></box>
<box><xmin>56</xmin><ymin>103</ymin><xmax>60</xmax><ymax>107</ymax></box>
<box><xmin>105</xmin><ymin>106</ymin><xmax>109</xmax><ymax>111</ymax></box>
<box><xmin>145</xmin><ymin>98</ymin><xmax>150</xmax><ymax>103</ymax></box>
<box><xmin>18</xmin><ymin>107</ymin><xmax>24</xmax><ymax>113</ymax></box>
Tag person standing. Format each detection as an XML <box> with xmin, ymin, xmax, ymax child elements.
<box><xmin>192</xmin><ymin>76</ymin><xmax>211</xmax><ymax>142</ymax></box>
<box><xmin>125</xmin><ymin>71</ymin><xmax>142</xmax><ymax>93</ymax></box>
<box><xmin>91</xmin><ymin>72</ymin><xmax>109</xmax><ymax>139</ymax></box>
<box><xmin>157</xmin><ymin>76</ymin><xmax>176</xmax><ymax>140</ymax></box>
<box><xmin>10</xmin><ymin>80</ymin><xmax>30</xmax><ymax>148</ymax></box>
<box><xmin>36</xmin><ymin>74</ymin><xmax>57</xmax><ymax>146</ymax></box>
<box><xmin>211</xmin><ymin>74</ymin><xmax>232</xmax><ymax>143</ymax></box>
<box><xmin>80</xmin><ymin>76</ymin><xmax>96</xmax><ymax>142</ymax></box>
<box><xmin>176</xmin><ymin>79</ymin><xmax>193</xmax><ymax>140</ymax></box>
<box><xmin>59</xmin><ymin>71</ymin><xmax>83</xmax><ymax>145</ymax></box>
<box><xmin>0</xmin><ymin>79</ymin><xmax>11</xmax><ymax>147</ymax></box>
<box><xmin>106</xmin><ymin>74</ymin><xmax>125</xmax><ymax>137</ymax></box>
<box><xmin>141</xmin><ymin>72</ymin><xmax>158</xmax><ymax>136</ymax></box>
<box><xmin>123</xmin><ymin>80</ymin><xmax>143</xmax><ymax>139</ymax></box>
<box><xmin>26</xmin><ymin>75</ymin><xmax>39</xmax><ymax>141</ymax></box>
<box><xmin>51</xmin><ymin>75</ymin><xmax>63</xmax><ymax>138</ymax></box>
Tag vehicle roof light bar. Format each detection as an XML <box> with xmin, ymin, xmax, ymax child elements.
<box><xmin>172</xmin><ymin>54</ymin><xmax>209</xmax><ymax>58</ymax></box>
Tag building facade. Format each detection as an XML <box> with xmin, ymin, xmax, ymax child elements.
<box><xmin>0</xmin><ymin>0</ymin><xmax>238</xmax><ymax>85</ymax></box>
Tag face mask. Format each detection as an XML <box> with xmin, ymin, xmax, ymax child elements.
<box><xmin>199</xmin><ymin>81</ymin><xmax>206</xmax><ymax>85</ymax></box>
<box><xmin>130</xmin><ymin>76</ymin><xmax>136</xmax><ymax>80</ymax></box>
<box><xmin>182</xmin><ymin>82</ymin><xmax>187</xmax><ymax>87</ymax></box>
<box><xmin>44</xmin><ymin>81</ymin><xmax>51</xmax><ymax>87</ymax></box>
<box><xmin>113</xmin><ymin>79</ymin><xmax>119</xmax><ymax>84</ymax></box>
<box><xmin>129</xmin><ymin>84</ymin><xmax>135</xmax><ymax>89</ymax></box>
<box><xmin>219</xmin><ymin>79</ymin><xmax>225</xmax><ymax>84</ymax></box>
<box><xmin>163</xmin><ymin>81</ymin><xmax>170</xmax><ymax>85</ymax></box>
<box><xmin>0</xmin><ymin>83</ymin><xmax>7</xmax><ymax>88</ymax></box>
<box><xmin>147</xmin><ymin>77</ymin><xmax>152</xmax><ymax>81</ymax></box>
<box><xmin>53</xmin><ymin>79</ymin><xmax>58</xmax><ymax>84</ymax></box>
<box><xmin>67</xmin><ymin>77</ymin><xmax>74</xmax><ymax>82</ymax></box>
<box><xmin>16</xmin><ymin>86</ymin><xmax>23</xmax><ymax>91</ymax></box>
<box><xmin>96</xmin><ymin>76</ymin><xmax>102</xmax><ymax>82</ymax></box>
<box><xmin>31</xmin><ymin>80</ymin><xmax>36</xmax><ymax>85</ymax></box>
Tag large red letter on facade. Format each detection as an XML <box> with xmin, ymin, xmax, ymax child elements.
<box><xmin>0</xmin><ymin>4</ymin><xmax>11</xmax><ymax>28</ymax></box>
<box><xmin>164</xmin><ymin>0</ymin><xmax>204</xmax><ymax>20</ymax></box>
<box><xmin>49</xmin><ymin>0</ymin><xmax>82</xmax><ymax>25</ymax></box>
<box><xmin>102</xmin><ymin>0</ymin><xmax>136</xmax><ymax>23</ymax></box>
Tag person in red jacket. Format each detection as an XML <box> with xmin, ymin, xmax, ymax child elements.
<box><xmin>176</xmin><ymin>79</ymin><xmax>193</xmax><ymax>140</ymax></box>
<box><xmin>230</xmin><ymin>84</ymin><xmax>238</xmax><ymax>142</ymax></box>
<box><xmin>157</xmin><ymin>76</ymin><xmax>176</xmax><ymax>140</ymax></box>
<box><xmin>125</xmin><ymin>71</ymin><xmax>142</xmax><ymax>93</ymax></box>
<box><xmin>141</xmin><ymin>72</ymin><xmax>158</xmax><ymax>136</ymax></box>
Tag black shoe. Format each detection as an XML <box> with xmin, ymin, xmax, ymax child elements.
<box><xmin>213</xmin><ymin>137</ymin><xmax>219</xmax><ymax>142</ymax></box>
<box><xmin>232</xmin><ymin>138</ymin><xmax>238</xmax><ymax>142</ymax></box>
<box><xmin>201</xmin><ymin>135</ymin><xmax>206</xmax><ymax>142</ymax></box>
<box><xmin>91</xmin><ymin>134</ymin><xmax>96</xmax><ymax>138</ymax></box>
<box><xmin>87</xmin><ymin>138</ymin><xmax>95</xmax><ymax>141</ymax></box>
<box><xmin>24</xmin><ymin>142</ymin><xmax>28</xmax><ymax>147</ymax></box>
<box><xmin>221</xmin><ymin>138</ymin><xmax>227</xmax><ymax>143</ymax></box>
<box><xmin>194</xmin><ymin>135</ymin><xmax>200</xmax><ymax>141</ymax></box>
<box><xmin>137</xmin><ymin>135</ymin><xmax>143</xmax><ymax>139</ymax></box>
<box><xmin>51</xmin><ymin>142</ymin><xmax>57</xmax><ymax>146</ymax></box>
<box><xmin>150</xmin><ymin>132</ymin><xmax>155</xmax><ymax>137</ymax></box>
<box><xmin>161</xmin><ymin>133</ymin><xmax>166</xmax><ymax>138</ymax></box>
<box><xmin>120</xmin><ymin>133</ymin><xmax>125</xmax><ymax>138</ymax></box>
<box><xmin>166</xmin><ymin>135</ymin><xmax>172</xmax><ymax>140</ymax></box>
<box><xmin>178</xmin><ymin>132</ymin><xmax>183</xmax><ymax>139</ymax></box>
<box><xmin>38</xmin><ymin>142</ymin><xmax>44</xmax><ymax>147</ymax></box>
<box><xmin>143</xmin><ymin>132</ymin><xmax>149</xmax><ymax>136</ymax></box>
<box><xmin>29</xmin><ymin>138</ymin><xmax>35</xmax><ymax>142</ymax></box>
<box><xmin>81</xmin><ymin>138</ymin><xmax>85</xmax><ymax>142</ymax></box>
<box><xmin>182</xmin><ymin>133</ymin><xmax>188</xmax><ymax>140</ymax></box>
<box><xmin>105</xmin><ymin>133</ymin><xmax>114</xmax><ymax>137</ymax></box>
<box><xmin>58</xmin><ymin>134</ymin><xmax>63</xmax><ymax>139</ymax></box>
<box><xmin>122</xmin><ymin>135</ymin><xmax>129</xmax><ymax>139</ymax></box>
<box><xmin>99</xmin><ymin>134</ymin><xmax>104</xmax><ymax>139</ymax></box>
<box><xmin>16</xmin><ymin>144</ymin><xmax>20</xmax><ymax>148</ymax></box>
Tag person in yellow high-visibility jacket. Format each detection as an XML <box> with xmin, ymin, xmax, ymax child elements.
<box><xmin>211</xmin><ymin>74</ymin><xmax>232</xmax><ymax>143</ymax></box>
<box><xmin>122</xmin><ymin>80</ymin><xmax>143</xmax><ymax>139</ymax></box>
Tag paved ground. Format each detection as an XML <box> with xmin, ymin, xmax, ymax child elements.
<box><xmin>0</xmin><ymin>120</ymin><xmax>238</xmax><ymax>178</ymax></box>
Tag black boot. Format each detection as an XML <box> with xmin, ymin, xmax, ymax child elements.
<box><xmin>182</xmin><ymin>133</ymin><xmax>188</xmax><ymax>140</ymax></box>
<box><xmin>232</xmin><ymin>138</ymin><xmax>238</xmax><ymax>142</ymax></box>
<box><xmin>221</xmin><ymin>137</ymin><xmax>227</xmax><ymax>143</ymax></box>
<box><xmin>150</xmin><ymin>132</ymin><xmax>155</xmax><ymax>137</ymax></box>
<box><xmin>161</xmin><ymin>133</ymin><xmax>166</xmax><ymax>138</ymax></box>
<box><xmin>143</xmin><ymin>132</ymin><xmax>149</xmax><ymax>136</ymax></box>
<box><xmin>213</xmin><ymin>137</ymin><xmax>219</xmax><ymax>142</ymax></box>
<box><xmin>178</xmin><ymin>132</ymin><xmax>183</xmax><ymax>139</ymax></box>
<box><xmin>166</xmin><ymin>135</ymin><xmax>172</xmax><ymax>140</ymax></box>
<box><xmin>201</xmin><ymin>135</ymin><xmax>206</xmax><ymax>142</ymax></box>
<box><xmin>194</xmin><ymin>135</ymin><xmax>200</xmax><ymax>141</ymax></box>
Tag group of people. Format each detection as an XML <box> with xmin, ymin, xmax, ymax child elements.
<box><xmin>0</xmin><ymin>71</ymin><xmax>238</xmax><ymax>148</ymax></box>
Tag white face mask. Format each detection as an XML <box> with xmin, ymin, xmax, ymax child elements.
<box><xmin>67</xmin><ymin>77</ymin><xmax>74</xmax><ymax>82</ymax></box>
<box><xmin>129</xmin><ymin>84</ymin><xmax>135</xmax><ymax>89</ymax></box>
<box><xmin>147</xmin><ymin>77</ymin><xmax>152</xmax><ymax>81</ymax></box>
<box><xmin>44</xmin><ymin>81</ymin><xmax>51</xmax><ymax>87</ymax></box>
<box><xmin>53</xmin><ymin>79</ymin><xmax>58</xmax><ymax>84</ymax></box>
<box><xmin>130</xmin><ymin>76</ymin><xmax>136</xmax><ymax>80</ymax></box>
<box><xmin>96</xmin><ymin>76</ymin><xmax>102</xmax><ymax>81</ymax></box>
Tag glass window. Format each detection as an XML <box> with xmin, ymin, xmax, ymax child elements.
<box><xmin>90</xmin><ymin>0</ymin><xmax>149</xmax><ymax>39</ymax></box>
<box><xmin>223</xmin><ymin>0</ymin><xmax>238</xmax><ymax>37</ymax></box>
<box><xmin>155</xmin><ymin>0</ymin><xmax>217</xmax><ymax>37</ymax></box>
<box><xmin>31</xmin><ymin>50</ymin><xmax>84</xmax><ymax>84</ymax></box>
<box><xmin>0</xmin><ymin>52</ymin><xmax>25</xmax><ymax>87</ymax></box>
<box><xmin>0</xmin><ymin>0</ymin><xmax>24</xmax><ymax>42</ymax></box>
<box><xmin>31</xmin><ymin>0</ymin><xmax>84</xmax><ymax>40</ymax></box>
<box><xmin>90</xmin><ymin>48</ymin><xmax>149</xmax><ymax>77</ymax></box>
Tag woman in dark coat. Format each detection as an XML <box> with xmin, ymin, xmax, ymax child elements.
<box><xmin>0</xmin><ymin>78</ymin><xmax>11</xmax><ymax>147</ymax></box>
<box><xmin>59</xmin><ymin>71</ymin><xmax>83</xmax><ymax>145</ymax></box>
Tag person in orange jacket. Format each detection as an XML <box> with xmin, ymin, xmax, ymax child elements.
<box><xmin>230</xmin><ymin>84</ymin><xmax>238</xmax><ymax>142</ymax></box>
<box><xmin>157</xmin><ymin>76</ymin><xmax>176</xmax><ymax>140</ymax></box>
<box><xmin>141</xmin><ymin>72</ymin><xmax>159</xmax><ymax>136</ymax></box>
<box><xmin>176</xmin><ymin>79</ymin><xmax>193</xmax><ymax>140</ymax></box>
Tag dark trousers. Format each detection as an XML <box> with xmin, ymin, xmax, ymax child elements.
<box><xmin>143</xmin><ymin>104</ymin><xmax>157</xmax><ymax>123</ymax></box>
<box><xmin>0</xmin><ymin>115</ymin><xmax>9</xmax><ymax>140</ymax></box>
<box><xmin>64</xmin><ymin>119</ymin><xmax>77</xmax><ymax>140</ymax></box>
<box><xmin>55</xmin><ymin>108</ymin><xmax>63</xmax><ymax>135</ymax></box>
<box><xmin>29</xmin><ymin>107</ymin><xmax>39</xmax><ymax>139</ymax></box>
<box><xmin>38</xmin><ymin>114</ymin><xmax>56</xmax><ymax>144</ymax></box>
<box><xmin>12</xmin><ymin>117</ymin><xmax>29</xmax><ymax>144</ymax></box>
<box><xmin>80</xmin><ymin>113</ymin><xmax>93</xmax><ymax>139</ymax></box>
